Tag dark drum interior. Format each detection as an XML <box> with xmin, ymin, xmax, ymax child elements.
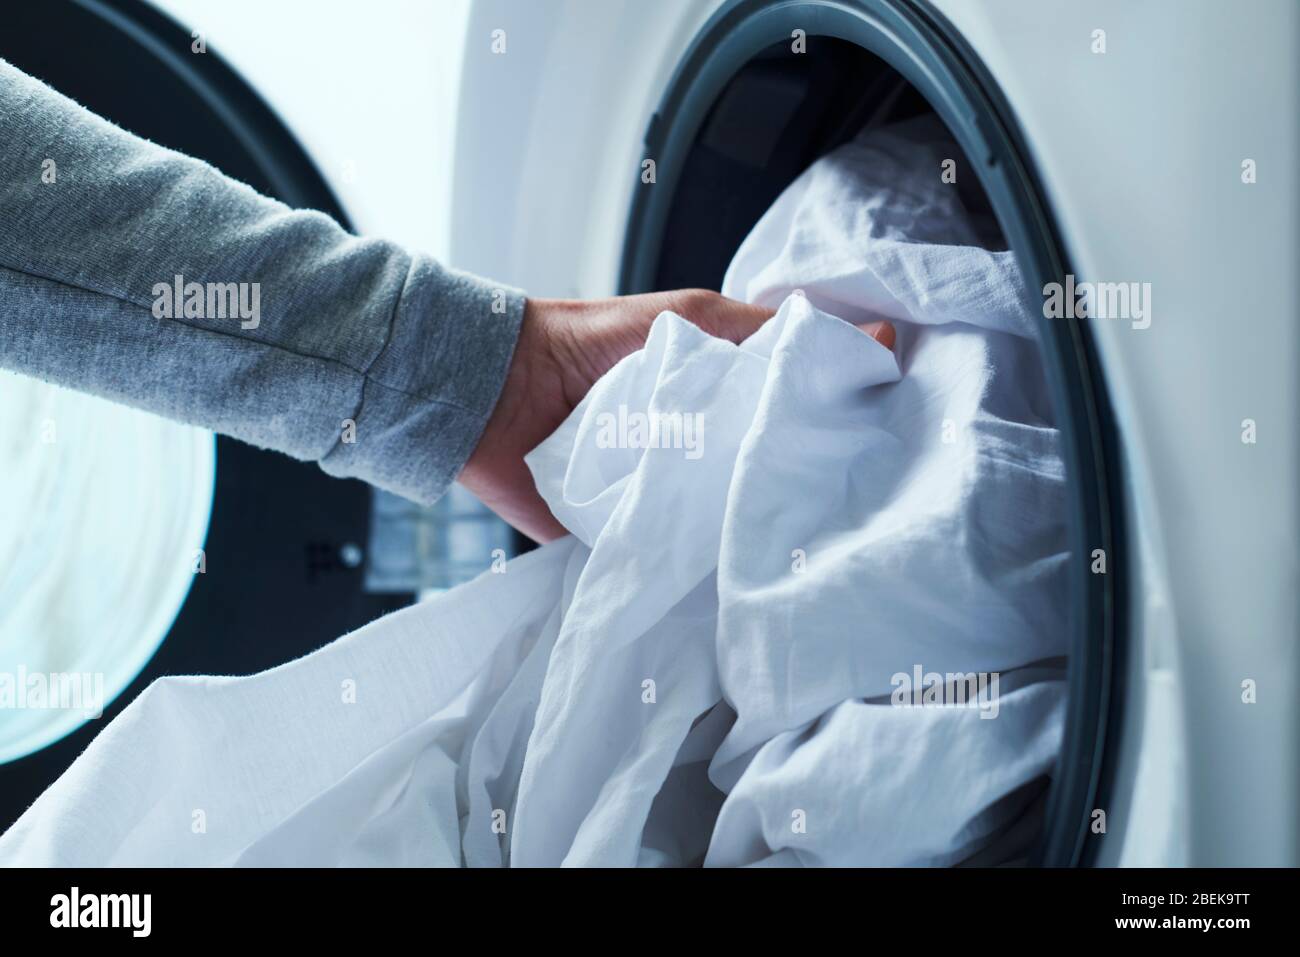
<box><xmin>653</xmin><ymin>36</ymin><xmax>1006</xmax><ymax>295</ymax></box>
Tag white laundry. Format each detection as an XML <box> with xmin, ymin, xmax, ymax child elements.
<box><xmin>0</xmin><ymin>116</ymin><xmax>1068</xmax><ymax>867</ymax></box>
<box><xmin>703</xmin><ymin>115</ymin><xmax>1069</xmax><ymax>866</ymax></box>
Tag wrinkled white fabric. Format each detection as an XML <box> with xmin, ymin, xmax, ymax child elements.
<box><xmin>0</xmin><ymin>116</ymin><xmax>1067</xmax><ymax>867</ymax></box>
<box><xmin>703</xmin><ymin>115</ymin><xmax>1068</xmax><ymax>866</ymax></box>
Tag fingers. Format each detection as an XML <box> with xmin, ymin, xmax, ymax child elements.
<box><xmin>661</xmin><ymin>290</ymin><xmax>772</xmax><ymax>345</ymax></box>
<box><xmin>706</xmin><ymin>298</ymin><xmax>777</xmax><ymax>345</ymax></box>
<box><xmin>682</xmin><ymin>289</ymin><xmax>896</xmax><ymax>353</ymax></box>
<box><xmin>856</xmin><ymin>319</ymin><xmax>896</xmax><ymax>351</ymax></box>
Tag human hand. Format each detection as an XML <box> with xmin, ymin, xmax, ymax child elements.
<box><xmin>459</xmin><ymin>289</ymin><xmax>895</xmax><ymax>542</ymax></box>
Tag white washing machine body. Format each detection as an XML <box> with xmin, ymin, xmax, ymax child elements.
<box><xmin>142</xmin><ymin>0</ymin><xmax>1299</xmax><ymax>866</ymax></box>
<box><xmin>447</xmin><ymin>0</ymin><xmax>1300</xmax><ymax>868</ymax></box>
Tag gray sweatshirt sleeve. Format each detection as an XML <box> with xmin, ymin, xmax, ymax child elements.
<box><xmin>0</xmin><ymin>57</ymin><xmax>526</xmax><ymax>505</ymax></box>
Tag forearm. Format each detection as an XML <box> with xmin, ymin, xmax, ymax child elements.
<box><xmin>0</xmin><ymin>57</ymin><xmax>524</xmax><ymax>504</ymax></box>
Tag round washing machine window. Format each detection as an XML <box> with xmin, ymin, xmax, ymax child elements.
<box><xmin>620</xmin><ymin>0</ymin><xmax>1125</xmax><ymax>866</ymax></box>
<box><xmin>0</xmin><ymin>375</ymin><xmax>215</xmax><ymax>764</ymax></box>
<box><xmin>0</xmin><ymin>0</ymin><xmax>370</xmax><ymax>779</ymax></box>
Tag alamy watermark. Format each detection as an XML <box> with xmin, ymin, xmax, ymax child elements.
<box><xmin>1042</xmin><ymin>274</ymin><xmax>1151</xmax><ymax>330</ymax></box>
<box><xmin>152</xmin><ymin>273</ymin><xmax>260</xmax><ymax>329</ymax></box>
<box><xmin>890</xmin><ymin>664</ymin><xmax>1000</xmax><ymax>719</ymax></box>
<box><xmin>50</xmin><ymin>887</ymin><xmax>151</xmax><ymax>937</ymax></box>
<box><xmin>595</xmin><ymin>404</ymin><xmax>704</xmax><ymax>460</ymax></box>
<box><xmin>0</xmin><ymin>666</ymin><xmax>104</xmax><ymax>719</ymax></box>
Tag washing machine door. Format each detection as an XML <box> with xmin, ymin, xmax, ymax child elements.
<box><xmin>452</xmin><ymin>0</ymin><xmax>1122</xmax><ymax>867</ymax></box>
<box><xmin>0</xmin><ymin>0</ymin><xmax>410</xmax><ymax>828</ymax></box>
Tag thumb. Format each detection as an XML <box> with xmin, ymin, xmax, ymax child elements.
<box><xmin>707</xmin><ymin>293</ymin><xmax>896</xmax><ymax>352</ymax></box>
<box><xmin>687</xmin><ymin>290</ymin><xmax>896</xmax><ymax>352</ymax></box>
<box><xmin>696</xmin><ymin>296</ymin><xmax>775</xmax><ymax>345</ymax></box>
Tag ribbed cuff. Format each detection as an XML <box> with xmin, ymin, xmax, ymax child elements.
<box><xmin>319</xmin><ymin>257</ymin><xmax>526</xmax><ymax>504</ymax></box>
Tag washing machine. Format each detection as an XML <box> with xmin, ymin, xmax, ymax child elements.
<box><xmin>445</xmin><ymin>0</ymin><xmax>1300</xmax><ymax>867</ymax></box>
<box><xmin>2</xmin><ymin>0</ymin><xmax>1296</xmax><ymax>867</ymax></box>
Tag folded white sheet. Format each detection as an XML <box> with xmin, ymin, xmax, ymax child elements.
<box><xmin>0</xmin><ymin>116</ymin><xmax>1068</xmax><ymax>867</ymax></box>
